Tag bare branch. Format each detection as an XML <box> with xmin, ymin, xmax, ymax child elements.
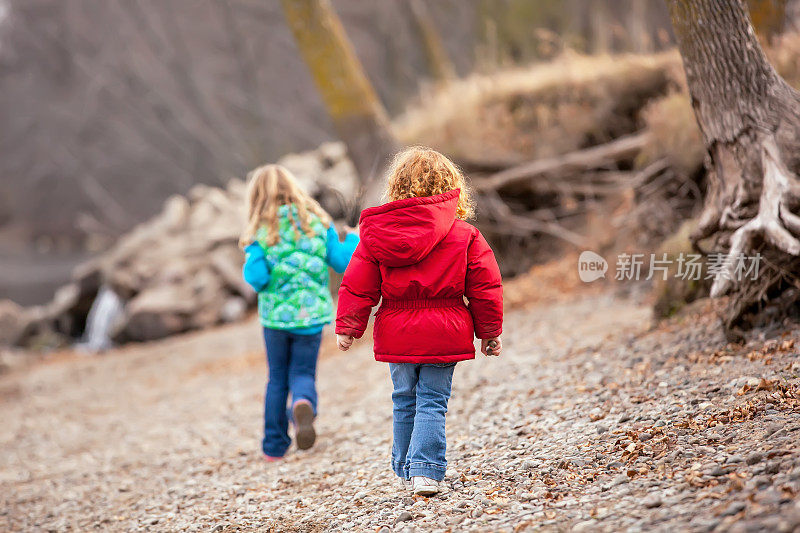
<box><xmin>474</xmin><ymin>132</ymin><xmax>650</xmax><ymax>192</ymax></box>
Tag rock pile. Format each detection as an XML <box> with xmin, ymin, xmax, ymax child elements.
<box><xmin>5</xmin><ymin>142</ymin><xmax>358</xmax><ymax>348</ymax></box>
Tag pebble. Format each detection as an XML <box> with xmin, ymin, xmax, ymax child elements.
<box><xmin>642</xmin><ymin>494</ymin><xmax>662</xmax><ymax>508</ymax></box>
<box><xmin>720</xmin><ymin>501</ymin><xmax>746</xmax><ymax>516</ymax></box>
<box><xmin>690</xmin><ymin>517</ymin><xmax>720</xmax><ymax>532</ymax></box>
<box><xmin>394</xmin><ymin>511</ymin><xmax>413</xmax><ymax>524</ymax></box>
<box><xmin>572</xmin><ymin>520</ymin><xmax>595</xmax><ymax>532</ymax></box>
<box><xmin>756</xmin><ymin>489</ymin><xmax>782</xmax><ymax>506</ymax></box>
<box><xmin>612</xmin><ymin>474</ymin><xmax>629</xmax><ymax>486</ymax></box>
<box><xmin>746</xmin><ymin>377</ymin><xmax>761</xmax><ymax>388</ymax></box>
<box><xmin>771</xmin><ymin>428</ymin><xmax>788</xmax><ymax>439</ymax></box>
<box><xmin>746</xmin><ymin>452</ymin><xmax>763</xmax><ymax>465</ymax></box>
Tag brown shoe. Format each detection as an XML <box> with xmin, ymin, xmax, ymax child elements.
<box><xmin>292</xmin><ymin>400</ymin><xmax>316</xmax><ymax>450</ymax></box>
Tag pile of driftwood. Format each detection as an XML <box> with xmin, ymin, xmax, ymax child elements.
<box><xmin>474</xmin><ymin>132</ymin><xmax>653</xmax><ymax>246</ymax></box>
<box><xmin>2</xmin><ymin>142</ymin><xmax>358</xmax><ymax>348</ymax></box>
<box><xmin>467</xmin><ymin>128</ymin><xmax>703</xmax><ymax>276</ymax></box>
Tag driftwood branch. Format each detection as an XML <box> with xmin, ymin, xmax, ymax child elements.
<box><xmin>473</xmin><ymin>150</ymin><xmax>675</xmax><ymax>260</ymax></box>
<box><xmin>474</xmin><ymin>132</ymin><xmax>651</xmax><ymax>191</ymax></box>
<box><xmin>480</xmin><ymin>190</ymin><xmax>589</xmax><ymax>247</ymax></box>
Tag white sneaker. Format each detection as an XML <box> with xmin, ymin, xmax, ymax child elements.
<box><xmin>411</xmin><ymin>476</ymin><xmax>439</xmax><ymax>496</ymax></box>
<box><xmin>398</xmin><ymin>477</ymin><xmax>412</xmax><ymax>491</ymax></box>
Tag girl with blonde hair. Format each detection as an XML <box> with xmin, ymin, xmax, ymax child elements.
<box><xmin>241</xmin><ymin>164</ymin><xmax>358</xmax><ymax>461</ymax></box>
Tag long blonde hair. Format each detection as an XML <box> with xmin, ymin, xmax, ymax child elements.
<box><xmin>384</xmin><ymin>146</ymin><xmax>475</xmax><ymax>220</ymax></box>
<box><xmin>239</xmin><ymin>164</ymin><xmax>331</xmax><ymax>248</ymax></box>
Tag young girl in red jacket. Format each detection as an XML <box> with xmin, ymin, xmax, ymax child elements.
<box><xmin>335</xmin><ymin>147</ymin><xmax>503</xmax><ymax>495</ymax></box>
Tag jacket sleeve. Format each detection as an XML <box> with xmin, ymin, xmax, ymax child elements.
<box><xmin>325</xmin><ymin>225</ymin><xmax>360</xmax><ymax>274</ymax></box>
<box><xmin>465</xmin><ymin>230</ymin><xmax>503</xmax><ymax>339</ymax></box>
<box><xmin>336</xmin><ymin>241</ymin><xmax>381</xmax><ymax>338</ymax></box>
<box><xmin>242</xmin><ymin>242</ymin><xmax>271</xmax><ymax>293</ymax></box>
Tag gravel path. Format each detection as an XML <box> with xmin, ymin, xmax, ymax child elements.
<box><xmin>2</xmin><ymin>290</ymin><xmax>800</xmax><ymax>532</ymax></box>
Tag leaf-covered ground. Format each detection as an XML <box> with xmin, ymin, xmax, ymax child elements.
<box><xmin>2</xmin><ymin>288</ymin><xmax>800</xmax><ymax>532</ymax></box>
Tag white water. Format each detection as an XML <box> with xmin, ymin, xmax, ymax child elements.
<box><xmin>77</xmin><ymin>285</ymin><xmax>124</xmax><ymax>353</ymax></box>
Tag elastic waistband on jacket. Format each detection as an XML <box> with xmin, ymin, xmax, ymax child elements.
<box><xmin>381</xmin><ymin>297</ymin><xmax>464</xmax><ymax>309</ymax></box>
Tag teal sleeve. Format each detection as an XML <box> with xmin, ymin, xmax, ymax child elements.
<box><xmin>326</xmin><ymin>225</ymin><xmax>359</xmax><ymax>274</ymax></box>
<box><xmin>242</xmin><ymin>242</ymin><xmax>271</xmax><ymax>292</ymax></box>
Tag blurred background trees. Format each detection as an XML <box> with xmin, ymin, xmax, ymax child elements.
<box><xmin>1</xmin><ymin>0</ymin><xmax>800</xmax><ymax>313</ymax></box>
<box><xmin>0</xmin><ymin>1</ymin><xmax>678</xmax><ymax>256</ymax></box>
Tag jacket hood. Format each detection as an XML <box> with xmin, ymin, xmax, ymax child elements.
<box><xmin>359</xmin><ymin>189</ymin><xmax>459</xmax><ymax>267</ymax></box>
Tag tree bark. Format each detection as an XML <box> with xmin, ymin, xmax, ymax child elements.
<box><xmin>667</xmin><ymin>0</ymin><xmax>800</xmax><ymax>327</ymax></box>
<box><xmin>591</xmin><ymin>0</ymin><xmax>612</xmax><ymax>54</ymax></box>
<box><xmin>628</xmin><ymin>0</ymin><xmax>652</xmax><ymax>53</ymax></box>
<box><xmin>407</xmin><ymin>0</ymin><xmax>456</xmax><ymax>82</ymax></box>
<box><xmin>280</xmin><ymin>0</ymin><xmax>398</xmax><ymax>208</ymax></box>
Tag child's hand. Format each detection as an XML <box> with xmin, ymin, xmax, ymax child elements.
<box><xmin>337</xmin><ymin>334</ymin><xmax>354</xmax><ymax>351</ymax></box>
<box><xmin>481</xmin><ymin>337</ymin><xmax>502</xmax><ymax>356</ymax></box>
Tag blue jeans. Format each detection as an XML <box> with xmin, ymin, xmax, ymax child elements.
<box><xmin>389</xmin><ymin>362</ymin><xmax>455</xmax><ymax>482</ymax></box>
<box><xmin>262</xmin><ymin>328</ymin><xmax>321</xmax><ymax>457</ymax></box>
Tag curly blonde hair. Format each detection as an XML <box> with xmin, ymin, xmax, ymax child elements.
<box><xmin>239</xmin><ymin>164</ymin><xmax>331</xmax><ymax>248</ymax></box>
<box><xmin>384</xmin><ymin>146</ymin><xmax>475</xmax><ymax>220</ymax></box>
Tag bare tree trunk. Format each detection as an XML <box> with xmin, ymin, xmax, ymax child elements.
<box><xmin>280</xmin><ymin>0</ymin><xmax>398</xmax><ymax>208</ymax></box>
<box><xmin>668</xmin><ymin>0</ymin><xmax>800</xmax><ymax>328</ymax></box>
<box><xmin>627</xmin><ymin>0</ymin><xmax>651</xmax><ymax>53</ymax></box>
<box><xmin>591</xmin><ymin>0</ymin><xmax>611</xmax><ymax>54</ymax></box>
<box><xmin>407</xmin><ymin>0</ymin><xmax>456</xmax><ymax>82</ymax></box>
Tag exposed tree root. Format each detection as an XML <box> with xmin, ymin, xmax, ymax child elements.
<box><xmin>710</xmin><ymin>137</ymin><xmax>800</xmax><ymax>299</ymax></box>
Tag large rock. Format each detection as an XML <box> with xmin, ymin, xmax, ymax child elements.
<box><xmin>278</xmin><ymin>141</ymin><xmax>359</xmax><ymax>220</ymax></box>
<box><xmin>0</xmin><ymin>300</ymin><xmax>26</xmax><ymax>346</ymax></box>
<box><xmin>120</xmin><ymin>285</ymin><xmax>196</xmax><ymax>342</ymax></box>
<box><xmin>209</xmin><ymin>245</ymin><xmax>256</xmax><ymax>303</ymax></box>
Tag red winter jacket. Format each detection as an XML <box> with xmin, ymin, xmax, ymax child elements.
<box><xmin>335</xmin><ymin>189</ymin><xmax>503</xmax><ymax>363</ymax></box>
